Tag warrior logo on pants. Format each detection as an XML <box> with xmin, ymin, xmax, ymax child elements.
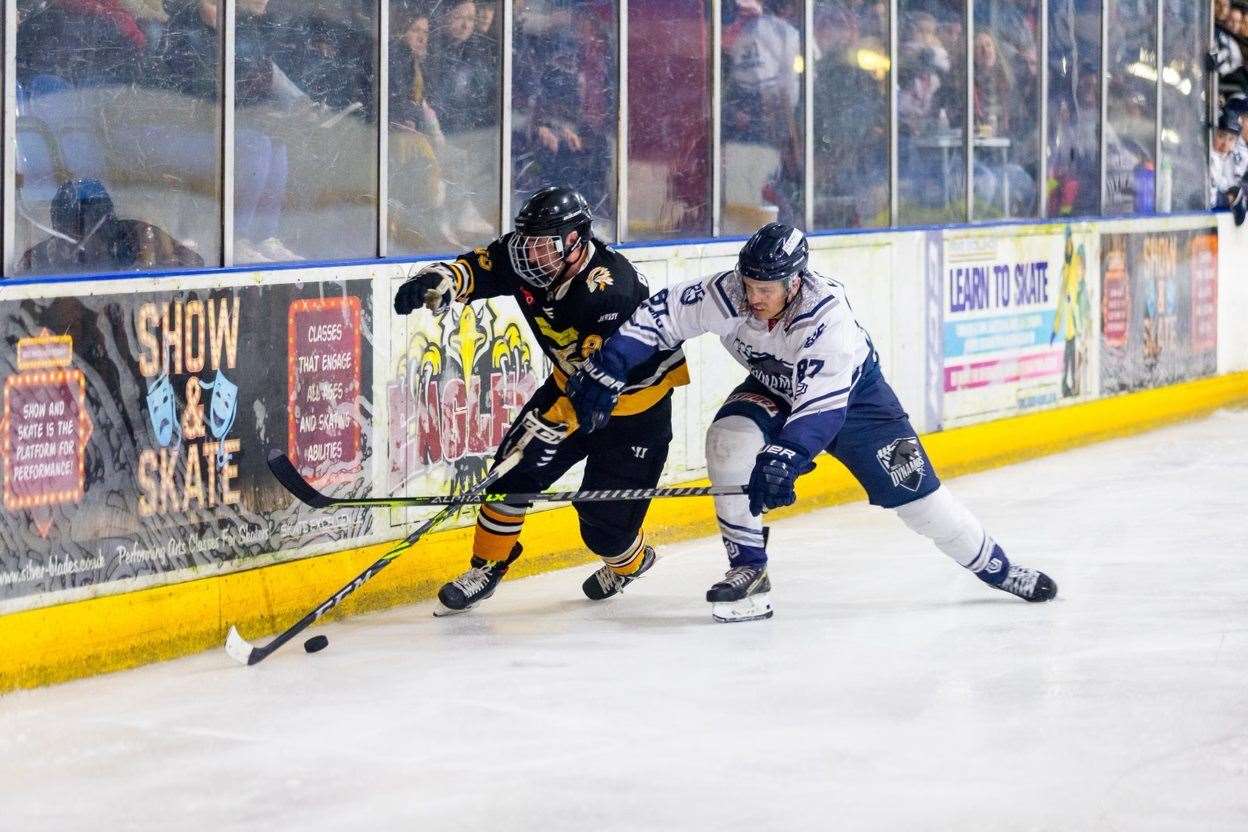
<box><xmin>876</xmin><ymin>437</ymin><xmax>926</xmax><ymax>491</ymax></box>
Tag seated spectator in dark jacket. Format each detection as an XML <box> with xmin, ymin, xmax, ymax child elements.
<box><xmin>387</xmin><ymin>9</ymin><xmax>448</xmax><ymax>251</ymax></box>
<box><xmin>390</xmin><ymin>10</ymin><xmax>441</xmax><ymax>139</ymax></box>
<box><xmin>18</xmin><ymin>178</ymin><xmax>203</xmax><ymax>274</ymax></box>
<box><xmin>425</xmin><ymin>0</ymin><xmax>500</xmax><ymax>236</ymax></box>
<box><xmin>17</xmin><ymin>0</ymin><xmax>146</xmax><ymax>87</ymax></box>
<box><xmin>289</xmin><ymin>13</ymin><xmax>373</xmax><ymax>114</ymax></box>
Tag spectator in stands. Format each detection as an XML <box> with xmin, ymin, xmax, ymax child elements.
<box><xmin>898</xmin><ymin>50</ymin><xmax>959</xmax><ymax>209</ymax></box>
<box><xmin>1210</xmin><ymin>110</ymin><xmax>1247</xmax><ymax>224</ymax></box>
<box><xmin>722</xmin><ymin>0</ymin><xmax>803</xmax><ymax>225</ymax></box>
<box><xmin>475</xmin><ymin>0</ymin><xmax>497</xmax><ymax>36</ymax></box>
<box><xmin>933</xmin><ymin>9</ymin><xmax>966</xmax><ymax>121</ymax></box>
<box><xmin>17</xmin><ymin>178</ymin><xmax>202</xmax><ymax>275</ymax></box>
<box><xmin>901</xmin><ymin>11</ymin><xmax>951</xmax><ymax>75</ymax></box>
<box><xmin>1223</xmin><ymin>95</ymin><xmax>1248</xmax><ymax>182</ymax></box>
<box><xmin>812</xmin><ymin>2</ymin><xmax>887</xmax><ymax>225</ymax></box>
<box><xmin>1216</xmin><ymin>0</ymin><xmax>1248</xmax><ymax>97</ymax></box>
<box><xmin>17</xmin><ymin>0</ymin><xmax>145</xmax><ymax>87</ymax></box>
<box><xmin>388</xmin><ymin>9</ymin><xmax>448</xmax><ymax>251</ymax></box>
<box><xmin>973</xmin><ymin>29</ymin><xmax>1036</xmax><ymax>215</ymax></box>
<box><xmin>511</xmin><ymin>3</ymin><xmax>615</xmax><ymax>221</ymax></box>
<box><xmin>427</xmin><ymin>0</ymin><xmax>500</xmax><ymax>237</ymax></box>
<box><xmin>1048</xmin><ymin>68</ymin><xmax>1102</xmax><ymax>216</ymax></box>
<box><xmin>158</xmin><ymin>0</ymin><xmax>295</xmax><ymax>263</ymax></box>
<box><xmin>291</xmin><ymin>13</ymin><xmax>374</xmax><ymax>114</ymax></box>
<box><xmin>973</xmin><ymin>30</ymin><xmax>1011</xmax><ymax>137</ymax></box>
<box><xmin>390</xmin><ymin>11</ymin><xmax>441</xmax><ymax>141</ymax></box>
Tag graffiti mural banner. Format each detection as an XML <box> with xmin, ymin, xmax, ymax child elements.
<box><xmin>388</xmin><ymin>293</ymin><xmax>546</xmax><ymax>519</ymax></box>
<box><xmin>940</xmin><ymin>226</ymin><xmax>1099</xmax><ymax>427</ymax></box>
<box><xmin>0</xmin><ymin>277</ymin><xmax>375</xmax><ymax>610</ymax></box>
<box><xmin>1100</xmin><ymin>227</ymin><xmax>1218</xmax><ymax>393</ymax></box>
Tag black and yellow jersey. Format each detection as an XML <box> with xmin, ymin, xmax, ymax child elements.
<box><xmin>445</xmin><ymin>234</ymin><xmax>689</xmax><ymax>423</ymax></box>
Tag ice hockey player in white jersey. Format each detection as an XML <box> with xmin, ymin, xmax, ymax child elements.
<box><xmin>567</xmin><ymin>223</ymin><xmax>1058</xmax><ymax>622</ymax></box>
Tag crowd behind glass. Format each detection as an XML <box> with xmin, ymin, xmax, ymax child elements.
<box><xmin>7</xmin><ymin>0</ymin><xmax>1216</xmax><ymax>277</ymax></box>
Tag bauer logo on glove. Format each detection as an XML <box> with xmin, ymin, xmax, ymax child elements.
<box><xmin>747</xmin><ymin>440</ymin><xmax>813</xmax><ymax>516</ymax></box>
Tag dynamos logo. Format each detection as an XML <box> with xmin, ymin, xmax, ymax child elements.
<box><xmin>876</xmin><ymin>437</ymin><xmax>926</xmax><ymax>492</ymax></box>
<box><xmin>734</xmin><ymin>338</ymin><xmax>797</xmax><ymax>394</ymax></box>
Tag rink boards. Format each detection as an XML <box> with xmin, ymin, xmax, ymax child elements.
<box><xmin>1</xmin><ymin>211</ymin><xmax>1246</xmax><ymax>692</ymax></box>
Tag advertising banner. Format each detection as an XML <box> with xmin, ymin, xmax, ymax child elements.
<box><xmin>940</xmin><ymin>226</ymin><xmax>1098</xmax><ymax>427</ymax></box>
<box><xmin>386</xmin><ymin>284</ymin><xmax>546</xmax><ymax>522</ymax></box>
<box><xmin>1100</xmin><ymin>227</ymin><xmax>1218</xmax><ymax>393</ymax></box>
<box><xmin>0</xmin><ymin>278</ymin><xmax>375</xmax><ymax>609</ymax></box>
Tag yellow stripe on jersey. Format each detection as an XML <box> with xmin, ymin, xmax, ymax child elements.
<box><xmin>450</xmin><ymin>259</ymin><xmax>475</xmax><ymax>299</ymax></box>
<box><xmin>550</xmin><ymin>361</ymin><xmax>689</xmax><ymax>420</ymax></box>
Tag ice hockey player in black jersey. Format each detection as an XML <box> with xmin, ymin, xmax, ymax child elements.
<box><xmin>393</xmin><ymin>186</ymin><xmax>688</xmax><ymax>614</ymax></box>
<box><xmin>568</xmin><ymin>222</ymin><xmax>1057</xmax><ymax>622</ymax></box>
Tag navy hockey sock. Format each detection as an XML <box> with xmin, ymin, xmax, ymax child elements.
<box><xmin>973</xmin><ymin>544</ymin><xmax>1010</xmax><ymax>586</ymax></box>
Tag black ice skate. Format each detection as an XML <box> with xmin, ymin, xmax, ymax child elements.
<box><xmin>975</xmin><ymin>545</ymin><xmax>1057</xmax><ymax>602</ymax></box>
<box><xmin>434</xmin><ymin>543</ymin><xmax>522</xmax><ymax>616</ymax></box>
<box><xmin>582</xmin><ymin>546</ymin><xmax>657</xmax><ymax>601</ymax></box>
<box><xmin>989</xmin><ymin>565</ymin><xmax>1058</xmax><ymax>602</ymax></box>
<box><xmin>706</xmin><ymin>564</ymin><xmax>773</xmax><ymax>623</ymax></box>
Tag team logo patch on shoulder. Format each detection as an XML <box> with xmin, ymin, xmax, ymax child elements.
<box><xmin>876</xmin><ymin>437</ymin><xmax>926</xmax><ymax>492</ymax></box>
<box><xmin>802</xmin><ymin>323</ymin><xmax>826</xmax><ymax>349</ymax></box>
<box><xmin>580</xmin><ymin>334</ymin><xmax>603</xmax><ymax>358</ymax></box>
<box><xmin>586</xmin><ymin>266</ymin><xmax>613</xmax><ymax>293</ymax></box>
<box><xmin>680</xmin><ymin>284</ymin><xmax>706</xmax><ymax>305</ymax></box>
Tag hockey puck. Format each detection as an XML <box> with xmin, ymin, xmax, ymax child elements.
<box><xmin>303</xmin><ymin>635</ymin><xmax>329</xmax><ymax>653</ymax></box>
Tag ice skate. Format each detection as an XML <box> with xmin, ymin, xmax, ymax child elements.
<box><xmin>434</xmin><ymin>544</ymin><xmax>522</xmax><ymax>616</ymax></box>
<box><xmin>975</xmin><ymin>545</ymin><xmax>1057</xmax><ymax>602</ymax></box>
<box><xmin>707</xmin><ymin>564</ymin><xmax>773</xmax><ymax>622</ymax></box>
<box><xmin>986</xmin><ymin>564</ymin><xmax>1058</xmax><ymax>602</ymax></box>
<box><xmin>582</xmin><ymin>546</ymin><xmax>656</xmax><ymax>601</ymax></box>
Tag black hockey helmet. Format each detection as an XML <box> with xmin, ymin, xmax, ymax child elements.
<box><xmin>51</xmin><ymin>177</ymin><xmax>115</xmax><ymax>241</ymax></box>
<box><xmin>737</xmin><ymin>222</ymin><xmax>809</xmax><ymax>284</ymax></box>
<box><xmin>508</xmin><ymin>185</ymin><xmax>592</xmax><ymax>288</ymax></box>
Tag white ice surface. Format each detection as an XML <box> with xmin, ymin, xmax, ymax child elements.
<box><xmin>3</xmin><ymin>411</ymin><xmax>1248</xmax><ymax>832</ymax></box>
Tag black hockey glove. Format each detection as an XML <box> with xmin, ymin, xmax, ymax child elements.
<box><xmin>566</xmin><ymin>356</ymin><xmax>626</xmax><ymax>434</ymax></box>
<box><xmin>394</xmin><ymin>263</ymin><xmax>455</xmax><ymax>316</ymax></box>
<box><xmin>748</xmin><ymin>440</ymin><xmax>814</xmax><ymax>517</ymax></box>
<box><xmin>502</xmin><ymin>410</ymin><xmax>569</xmax><ymax>474</ymax></box>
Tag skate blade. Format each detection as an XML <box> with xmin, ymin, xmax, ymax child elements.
<box><xmin>711</xmin><ymin>593</ymin><xmax>773</xmax><ymax>623</ymax></box>
<box><xmin>432</xmin><ymin>601</ymin><xmax>472</xmax><ymax>617</ymax></box>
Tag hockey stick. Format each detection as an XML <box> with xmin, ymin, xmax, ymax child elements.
<box><xmin>266</xmin><ymin>450</ymin><xmax>744</xmax><ymax>509</ymax></box>
<box><xmin>224</xmin><ymin>451</ymin><xmax>523</xmax><ymax>666</ymax></box>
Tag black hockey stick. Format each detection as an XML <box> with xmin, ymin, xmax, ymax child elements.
<box><xmin>224</xmin><ymin>452</ymin><xmax>523</xmax><ymax>666</ymax></box>
<box><xmin>266</xmin><ymin>450</ymin><xmax>745</xmax><ymax>508</ymax></box>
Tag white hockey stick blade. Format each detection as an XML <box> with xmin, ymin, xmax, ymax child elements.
<box><xmin>225</xmin><ymin>625</ymin><xmax>258</xmax><ymax>665</ymax></box>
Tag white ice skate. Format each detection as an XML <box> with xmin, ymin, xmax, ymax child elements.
<box><xmin>706</xmin><ymin>565</ymin><xmax>774</xmax><ymax>623</ymax></box>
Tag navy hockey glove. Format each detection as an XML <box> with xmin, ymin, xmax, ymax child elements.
<box><xmin>394</xmin><ymin>263</ymin><xmax>455</xmax><ymax>315</ymax></box>
<box><xmin>502</xmin><ymin>410</ymin><xmax>569</xmax><ymax>473</ymax></box>
<box><xmin>748</xmin><ymin>440</ymin><xmax>814</xmax><ymax>516</ymax></box>
<box><xmin>566</xmin><ymin>357</ymin><xmax>626</xmax><ymax>434</ymax></box>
